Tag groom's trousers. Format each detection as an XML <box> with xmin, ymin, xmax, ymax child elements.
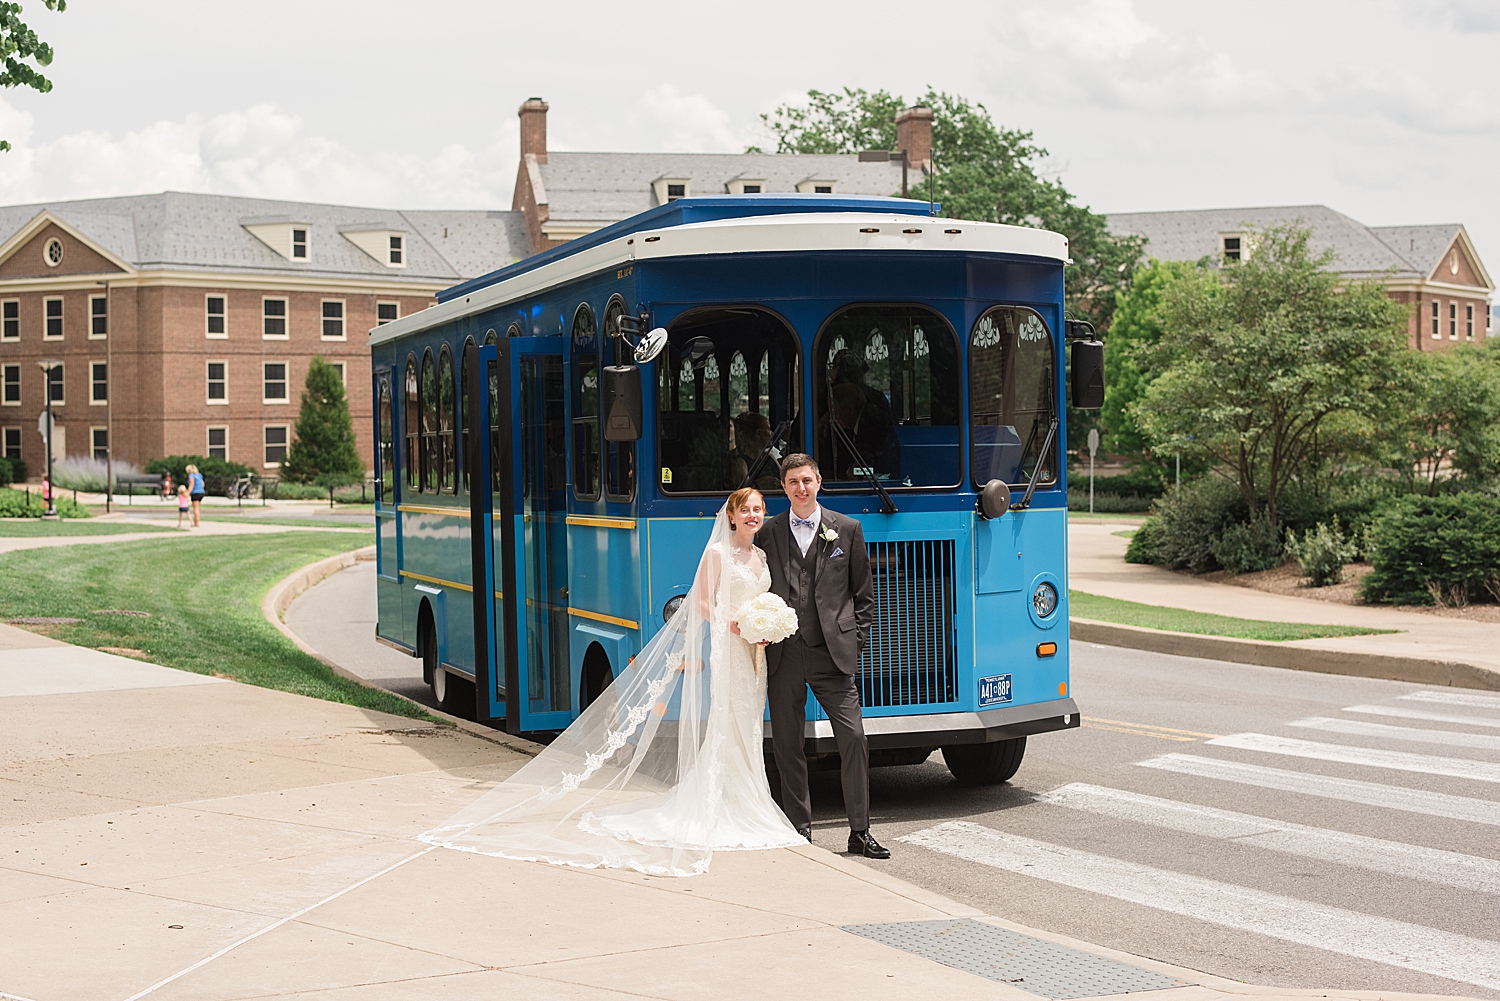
<box><xmin>768</xmin><ymin>635</ymin><xmax>870</xmax><ymax>831</ymax></box>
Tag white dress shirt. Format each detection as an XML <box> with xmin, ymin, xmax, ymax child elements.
<box><xmin>789</xmin><ymin>504</ymin><xmax>822</xmax><ymax>557</ymax></box>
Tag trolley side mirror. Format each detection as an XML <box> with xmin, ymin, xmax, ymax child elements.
<box><xmin>633</xmin><ymin>327</ymin><xmax>669</xmax><ymax>365</ymax></box>
<box><xmin>1070</xmin><ymin>338</ymin><xmax>1105</xmax><ymax>410</ymax></box>
<box><xmin>978</xmin><ymin>479</ymin><xmax>1010</xmax><ymax>521</ymax></box>
<box><xmin>603</xmin><ymin>365</ymin><xmax>643</xmax><ymax>442</ymax></box>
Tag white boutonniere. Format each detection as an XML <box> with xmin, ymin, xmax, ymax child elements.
<box><xmin>819</xmin><ymin>523</ymin><xmax>838</xmax><ymax>543</ymax></box>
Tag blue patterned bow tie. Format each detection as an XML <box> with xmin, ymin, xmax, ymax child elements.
<box><xmin>791</xmin><ymin>515</ymin><xmax>817</xmax><ymax>529</ymax></box>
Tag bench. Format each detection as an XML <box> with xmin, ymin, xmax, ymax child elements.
<box><xmin>114</xmin><ymin>472</ymin><xmax>165</xmax><ymax>504</ymax></box>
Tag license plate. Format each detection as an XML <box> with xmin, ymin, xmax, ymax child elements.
<box><xmin>978</xmin><ymin>673</ymin><xmax>1012</xmax><ymax>707</ymax></box>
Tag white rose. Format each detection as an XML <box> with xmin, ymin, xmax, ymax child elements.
<box><xmin>735</xmin><ymin>592</ymin><xmax>799</xmax><ymax>645</ymax></box>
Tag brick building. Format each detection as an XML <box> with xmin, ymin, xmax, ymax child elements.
<box><xmin>1107</xmin><ymin>205</ymin><xmax>1495</xmax><ymax>349</ymax></box>
<box><xmin>0</xmin><ymin>193</ymin><xmax>527</xmax><ymax>478</ymax></box>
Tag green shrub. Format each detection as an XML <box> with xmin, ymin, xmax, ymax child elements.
<box><xmin>1123</xmin><ymin>517</ymin><xmax>1165</xmax><ymax>564</ymax></box>
<box><xmin>1211</xmin><ymin>518</ymin><xmax>1286</xmax><ymax>574</ymax></box>
<box><xmin>0</xmin><ymin>458</ymin><xmax>11</xmax><ymax>487</ymax></box>
<box><xmin>1361</xmin><ymin>495</ymin><xmax>1500</xmax><ymax>606</ymax></box>
<box><xmin>1286</xmin><ymin>517</ymin><xmax>1359</xmax><ymax>586</ymax></box>
<box><xmin>0</xmin><ymin>487</ymin><xmax>91</xmax><ymax>518</ymax></box>
<box><xmin>1123</xmin><ymin>477</ymin><xmax>1249</xmax><ymax>572</ymax></box>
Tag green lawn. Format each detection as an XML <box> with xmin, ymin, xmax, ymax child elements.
<box><xmin>1069</xmin><ymin>590</ymin><xmax>1396</xmax><ymax>642</ymax></box>
<box><xmin>202</xmin><ymin>517</ymin><xmax>374</xmax><ymax>529</ymax></box>
<box><xmin>0</xmin><ymin>531</ymin><xmax>425</xmax><ymax>719</ymax></box>
<box><xmin>1068</xmin><ymin>511</ymin><xmax>1149</xmax><ymax>522</ymax></box>
<box><xmin>0</xmin><ymin>520</ymin><xmax>176</xmax><ymax>537</ymax></box>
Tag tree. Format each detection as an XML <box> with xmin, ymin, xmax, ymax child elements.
<box><xmin>281</xmin><ymin>357</ymin><xmax>365</xmax><ymax>487</ymax></box>
<box><xmin>755</xmin><ymin>87</ymin><xmax>1143</xmax><ymax>328</ymax></box>
<box><xmin>1133</xmin><ymin>225</ymin><xmax>1410</xmax><ymax>527</ymax></box>
<box><xmin>1</xmin><ymin>1</ymin><xmax>66</xmax><ymax>152</ymax></box>
<box><xmin>1100</xmin><ymin>259</ymin><xmax>1202</xmax><ymax>462</ymax></box>
<box><xmin>1381</xmin><ymin>344</ymin><xmax>1500</xmax><ymax>493</ymax></box>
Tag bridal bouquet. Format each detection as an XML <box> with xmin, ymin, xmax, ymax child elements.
<box><xmin>734</xmin><ymin>593</ymin><xmax>799</xmax><ymax>645</ymax></box>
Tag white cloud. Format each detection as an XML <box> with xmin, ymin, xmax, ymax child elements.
<box><xmin>635</xmin><ymin>85</ymin><xmax>745</xmax><ymax>153</ymax></box>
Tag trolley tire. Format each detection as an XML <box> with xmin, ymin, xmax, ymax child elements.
<box><xmin>941</xmin><ymin>736</ymin><xmax>1027</xmax><ymax>786</ymax></box>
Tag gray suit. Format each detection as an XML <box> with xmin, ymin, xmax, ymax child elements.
<box><xmin>756</xmin><ymin>508</ymin><xmax>875</xmax><ymax>831</ymax></box>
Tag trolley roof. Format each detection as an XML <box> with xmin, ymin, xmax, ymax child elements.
<box><xmin>369</xmin><ymin>195</ymin><xmax>1068</xmax><ymax>347</ymax></box>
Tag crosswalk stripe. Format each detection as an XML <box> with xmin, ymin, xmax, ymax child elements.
<box><xmin>898</xmin><ymin>821</ymin><xmax>1500</xmax><ymax>992</ymax></box>
<box><xmin>1291</xmin><ymin>716</ymin><xmax>1500</xmax><ymax>751</ymax></box>
<box><xmin>1137</xmin><ymin>753</ymin><xmax>1500</xmax><ymax>826</ymax></box>
<box><xmin>1037</xmin><ymin>783</ymin><xmax>1500</xmax><ymax>895</ymax></box>
<box><xmin>1344</xmin><ymin>703</ymin><xmax>1500</xmax><ymax>730</ymax></box>
<box><xmin>1207</xmin><ymin>732</ymin><xmax>1500</xmax><ymax>784</ymax></box>
<box><xmin>1402</xmin><ymin>691</ymin><xmax>1500</xmax><ymax>710</ymax></box>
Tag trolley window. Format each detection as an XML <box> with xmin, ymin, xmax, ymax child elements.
<box><xmin>404</xmin><ymin>355</ymin><xmax>419</xmax><ymax>492</ymax></box>
<box><xmin>437</xmin><ymin>344</ymin><xmax>456</xmax><ymax>494</ymax></box>
<box><xmin>602</xmin><ymin>298</ymin><xmax>635</xmax><ymax>502</ymax></box>
<box><xmin>377</xmin><ymin>374</ymin><xmax>393</xmax><ymax>502</ymax></box>
<box><xmin>420</xmin><ymin>349</ymin><xmax>438</xmax><ymax>493</ymax></box>
<box><xmin>812</xmin><ymin>304</ymin><xmax>960</xmax><ymax>489</ymax></box>
<box><xmin>571</xmin><ymin>305</ymin><xmax>600</xmax><ymax>500</ymax></box>
<box><xmin>969</xmin><ymin>306</ymin><xmax>1056</xmax><ymax>488</ymax></box>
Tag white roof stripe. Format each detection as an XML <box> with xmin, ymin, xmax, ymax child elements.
<box><xmin>367</xmin><ymin>213</ymin><xmax>1067</xmax><ymax>347</ymax></box>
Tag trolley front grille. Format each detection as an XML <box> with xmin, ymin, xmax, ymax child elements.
<box><xmin>858</xmin><ymin>539</ymin><xmax>958</xmax><ymax>708</ymax></box>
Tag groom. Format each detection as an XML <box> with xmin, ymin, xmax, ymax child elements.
<box><xmin>756</xmin><ymin>453</ymin><xmax>890</xmax><ymax>859</ymax></box>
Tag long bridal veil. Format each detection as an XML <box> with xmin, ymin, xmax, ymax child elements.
<box><xmin>420</xmin><ymin>505</ymin><xmax>741</xmax><ymax>876</ymax></box>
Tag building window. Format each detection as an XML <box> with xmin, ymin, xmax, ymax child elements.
<box><xmin>90</xmin><ymin>362</ymin><xmax>107</xmax><ymax>405</ymax></box>
<box><xmin>292</xmin><ymin>229</ymin><xmax>308</xmax><ymax>259</ymax></box>
<box><xmin>321</xmin><ymin>300</ymin><xmax>345</xmax><ymax>340</ymax></box>
<box><xmin>667</xmin><ymin>184</ymin><xmax>685</xmax><ymax>199</ymax></box>
<box><xmin>329</xmin><ymin>361</ymin><xmax>345</xmax><ymax>384</ymax></box>
<box><xmin>46</xmin><ymin>363</ymin><xmax>63</xmax><ymax>404</ymax></box>
<box><xmin>814</xmin><ymin>185</ymin><xmax>833</xmax><ymax>193</ymax></box>
<box><xmin>2</xmin><ymin>300</ymin><xmax>16</xmax><ymax>340</ymax></box>
<box><xmin>1450</xmin><ymin>302</ymin><xmax>1457</xmax><ymax>339</ymax></box>
<box><xmin>207</xmin><ymin>426</ymin><xmax>227</xmax><ymax>460</ymax></box>
<box><xmin>389</xmin><ymin>235</ymin><xmax>403</xmax><ymax>265</ymax></box>
<box><xmin>1432</xmin><ymin>300</ymin><xmax>1440</xmax><ymax>338</ymax></box>
<box><xmin>90</xmin><ymin>295</ymin><xmax>107</xmax><ymax>338</ymax></box>
<box><xmin>263</xmin><ymin>298</ymin><xmax>288</xmax><ymax>338</ymax></box>
<box><xmin>44</xmin><ymin>297</ymin><xmax>62</xmax><ymax>339</ymax></box>
<box><xmin>2</xmin><ymin>364</ymin><xmax>18</xmax><ymax>405</ymax></box>
<box><xmin>1466</xmin><ymin>304</ymin><xmax>1474</xmax><ymax>340</ymax></box>
<box><xmin>1223</xmin><ymin>237</ymin><xmax>1242</xmax><ymax>262</ymax></box>
<box><xmin>743</xmin><ymin>184</ymin><xmax>761</xmax><ymax>193</ymax></box>
<box><xmin>263</xmin><ymin>362</ymin><xmax>288</xmax><ymax>403</ymax></box>
<box><xmin>91</xmin><ymin>427</ymin><xmax>108</xmax><ymax>461</ymax></box>
<box><xmin>206</xmin><ymin>295</ymin><xmax>226</xmax><ymax>338</ymax></box>
<box><xmin>207</xmin><ymin>361</ymin><xmax>227</xmax><ymax>404</ymax></box>
<box><xmin>3</xmin><ymin>426</ymin><xmax>20</xmax><ymax>459</ymax></box>
<box><xmin>377</xmin><ymin>302</ymin><xmax>399</xmax><ymax>325</ymax></box>
<box><xmin>264</xmin><ymin>425</ymin><xmax>288</xmax><ymax>467</ymax></box>
<box><xmin>43</xmin><ymin>236</ymin><xmax>63</xmax><ymax>267</ymax></box>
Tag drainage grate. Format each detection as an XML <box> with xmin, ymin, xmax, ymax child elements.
<box><xmin>842</xmin><ymin>919</ymin><xmax>1191</xmax><ymax>998</ymax></box>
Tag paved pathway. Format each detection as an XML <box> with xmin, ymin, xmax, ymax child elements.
<box><xmin>1069</xmin><ymin>520</ymin><xmax>1500</xmax><ymax>677</ymax></box>
<box><xmin>0</xmin><ymin>517</ymin><xmax>368</xmax><ymax>554</ymax></box>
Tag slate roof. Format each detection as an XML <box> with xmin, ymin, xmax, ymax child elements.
<box><xmin>537</xmin><ymin>152</ymin><xmax>914</xmax><ymax>231</ymax></box>
<box><xmin>1106</xmin><ymin>204</ymin><xmax>1477</xmax><ymax>285</ymax></box>
<box><xmin>0</xmin><ymin>191</ymin><xmax>530</xmax><ymax>283</ymax></box>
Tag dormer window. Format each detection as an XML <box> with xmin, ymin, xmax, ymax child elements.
<box><xmin>292</xmin><ymin>229</ymin><xmax>308</xmax><ymax>259</ymax></box>
<box><xmin>241</xmin><ymin>218</ymin><xmax>314</xmax><ymax>261</ymax></box>
<box><xmin>1220</xmin><ymin>233</ymin><xmax>1253</xmax><ymax>262</ymax></box>
<box><xmin>795</xmin><ymin>179</ymin><xmax>836</xmax><ymax>194</ymax></box>
<box><xmin>339</xmin><ymin>224</ymin><xmax>407</xmax><ymax>268</ymax></box>
<box><xmin>725</xmin><ymin>177</ymin><xmax>766</xmax><ymax>195</ymax></box>
<box><xmin>652</xmin><ymin>177</ymin><xmax>691</xmax><ymax>205</ymax></box>
<box><xmin>389</xmin><ymin>235</ymin><xmax>403</xmax><ymax>265</ymax></box>
<box><xmin>743</xmin><ymin>184</ymin><xmax>761</xmax><ymax>193</ymax></box>
<box><xmin>668</xmin><ymin>184</ymin><xmax>685</xmax><ymax>199</ymax></box>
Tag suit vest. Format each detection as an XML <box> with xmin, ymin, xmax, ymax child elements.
<box><xmin>788</xmin><ymin>531</ymin><xmax>825</xmax><ymax>647</ymax></box>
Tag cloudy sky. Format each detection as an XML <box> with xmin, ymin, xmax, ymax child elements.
<box><xmin>2</xmin><ymin>0</ymin><xmax>1496</xmax><ymax>282</ymax></box>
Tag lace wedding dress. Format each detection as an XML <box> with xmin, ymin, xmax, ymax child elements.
<box><xmin>420</xmin><ymin>507</ymin><xmax>804</xmax><ymax>876</ymax></box>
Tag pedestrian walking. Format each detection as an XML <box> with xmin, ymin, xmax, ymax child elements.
<box><xmin>176</xmin><ymin>484</ymin><xmax>191</xmax><ymax>528</ymax></box>
<box><xmin>185</xmin><ymin>464</ymin><xmax>205</xmax><ymax>527</ymax></box>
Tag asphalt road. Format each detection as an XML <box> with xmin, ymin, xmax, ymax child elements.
<box><xmin>291</xmin><ymin>562</ymin><xmax>1500</xmax><ymax>999</ymax></box>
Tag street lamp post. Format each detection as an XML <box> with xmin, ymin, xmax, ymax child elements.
<box><xmin>36</xmin><ymin>359</ymin><xmax>61</xmax><ymax>517</ymax></box>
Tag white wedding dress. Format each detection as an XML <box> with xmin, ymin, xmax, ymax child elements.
<box><xmin>420</xmin><ymin>508</ymin><xmax>805</xmax><ymax>876</ymax></box>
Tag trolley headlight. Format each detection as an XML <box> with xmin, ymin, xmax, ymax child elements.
<box><xmin>1031</xmin><ymin>581</ymin><xmax>1058</xmax><ymax>619</ymax></box>
<box><xmin>663</xmin><ymin>595</ymin><xmax>686</xmax><ymax>623</ymax></box>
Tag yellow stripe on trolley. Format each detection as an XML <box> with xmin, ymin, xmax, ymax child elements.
<box><xmin>567</xmin><ymin>607</ymin><xmax>640</xmax><ymax>630</ymax></box>
<box><xmin>399</xmin><ymin>569</ymin><xmax>473</xmax><ymax>593</ymax></box>
<box><xmin>565</xmin><ymin>515</ymin><xmax>637</xmax><ymax>530</ymax></box>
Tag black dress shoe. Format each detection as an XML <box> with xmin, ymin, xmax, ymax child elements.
<box><xmin>848</xmin><ymin>830</ymin><xmax>891</xmax><ymax>859</ymax></box>
<box><xmin>796</xmin><ymin>825</ymin><xmax>813</xmax><ymax>843</ymax></box>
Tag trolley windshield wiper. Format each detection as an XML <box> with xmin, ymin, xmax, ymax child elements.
<box><xmin>1012</xmin><ymin>413</ymin><xmax>1058</xmax><ymax>511</ymax></box>
<box><xmin>738</xmin><ymin>418</ymin><xmax>792</xmax><ymax>489</ymax></box>
<box><xmin>826</xmin><ymin>375</ymin><xmax>898</xmax><ymax>514</ymax></box>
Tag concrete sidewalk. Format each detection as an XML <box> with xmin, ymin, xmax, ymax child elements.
<box><xmin>0</xmin><ymin>622</ymin><xmax>1484</xmax><ymax>1001</ymax></box>
<box><xmin>0</xmin><ymin>517</ymin><xmax>368</xmax><ymax>555</ymax></box>
<box><xmin>1069</xmin><ymin>520</ymin><xmax>1500</xmax><ymax>687</ymax></box>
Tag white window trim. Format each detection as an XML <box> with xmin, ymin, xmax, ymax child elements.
<box><xmin>3</xmin><ymin>426</ymin><xmax>21</xmax><ymax>458</ymax></box>
<box><xmin>1450</xmin><ymin>301</ymin><xmax>1458</xmax><ymax>340</ymax></box>
<box><xmin>45</xmin><ymin>362</ymin><xmax>64</xmax><ymax>407</ymax></box>
<box><xmin>43</xmin><ymin>296</ymin><xmax>63</xmax><ymax>341</ymax></box>
<box><xmin>207</xmin><ymin>359</ymin><xmax>229</xmax><ymax>406</ymax></box>
<box><xmin>653</xmin><ymin>177</ymin><xmax>691</xmax><ymax>204</ymax></box>
<box><xmin>2</xmin><ymin>363</ymin><xmax>19</xmax><ymax>406</ymax></box>
<box><xmin>43</xmin><ymin>236</ymin><xmax>63</xmax><ymax>268</ymax></box>
<box><xmin>1431</xmin><ymin>300</ymin><xmax>1441</xmax><ymax>338</ymax></box>
<box><xmin>89</xmin><ymin>361</ymin><xmax>107</xmax><ymax>406</ymax></box>
<box><xmin>262</xmin><ymin>296</ymin><xmax>289</xmax><ymax>340</ymax></box>
<box><xmin>1466</xmin><ymin>303</ymin><xmax>1475</xmax><ymax>340</ymax></box>
<box><xmin>329</xmin><ymin>360</ymin><xmax>346</xmax><ymax>385</ymax></box>
<box><xmin>206</xmin><ymin>293</ymin><xmax>228</xmax><ymax>340</ymax></box>
<box><xmin>89</xmin><ymin>295</ymin><xmax>108</xmax><ymax>340</ymax></box>
<box><xmin>263</xmin><ymin>360</ymin><xmax>290</xmax><ymax>405</ymax></box>
<box><xmin>90</xmin><ymin>425</ymin><xmax>108</xmax><ymax>460</ymax></box>
<box><xmin>321</xmin><ymin>298</ymin><xmax>347</xmax><ymax>341</ymax></box>
<box><xmin>206</xmin><ymin>425</ymin><xmax>228</xmax><ymax>460</ymax></box>
<box><xmin>263</xmin><ymin>424</ymin><xmax>289</xmax><ymax>468</ymax></box>
<box><xmin>376</xmin><ymin>301</ymin><xmax>400</xmax><ymax>326</ymax></box>
<box><xmin>2</xmin><ymin>298</ymin><xmax>19</xmax><ymax>341</ymax></box>
<box><xmin>388</xmin><ymin>234</ymin><xmax>404</xmax><ymax>267</ymax></box>
<box><xmin>291</xmin><ymin>227</ymin><xmax>309</xmax><ymax>261</ymax></box>
<box><xmin>795</xmin><ymin>178</ymin><xmax>837</xmax><ymax>194</ymax></box>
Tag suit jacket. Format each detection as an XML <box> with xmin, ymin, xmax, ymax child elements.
<box><xmin>756</xmin><ymin>507</ymin><xmax>874</xmax><ymax>675</ymax></box>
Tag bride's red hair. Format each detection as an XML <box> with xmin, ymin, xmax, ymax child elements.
<box><xmin>725</xmin><ymin>487</ymin><xmax>763</xmax><ymax>530</ymax></box>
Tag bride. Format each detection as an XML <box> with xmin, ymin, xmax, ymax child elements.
<box><xmin>420</xmin><ymin>487</ymin><xmax>806</xmax><ymax>876</ymax></box>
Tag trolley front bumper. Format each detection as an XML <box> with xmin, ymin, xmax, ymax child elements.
<box><xmin>770</xmin><ymin>697</ymin><xmax>1081</xmax><ymax>755</ymax></box>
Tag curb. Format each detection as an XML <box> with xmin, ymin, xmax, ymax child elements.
<box><xmin>1071</xmin><ymin>617</ymin><xmax>1500</xmax><ymax>691</ymax></box>
<box><xmin>260</xmin><ymin>548</ymin><xmax>537</xmax><ymax>754</ymax></box>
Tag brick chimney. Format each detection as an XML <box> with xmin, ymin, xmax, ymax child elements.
<box><xmin>519</xmin><ymin>97</ymin><xmax>549</xmax><ymax>163</ymax></box>
<box><xmin>895</xmin><ymin>105</ymin><xmax>933</xmax><ymax>172</ymax></box>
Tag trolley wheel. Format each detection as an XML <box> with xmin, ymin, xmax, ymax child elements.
<box><xmin>941</xmin><ymin>736</ymin><xmax>1027</xmax><ymax>786</ymax></box>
